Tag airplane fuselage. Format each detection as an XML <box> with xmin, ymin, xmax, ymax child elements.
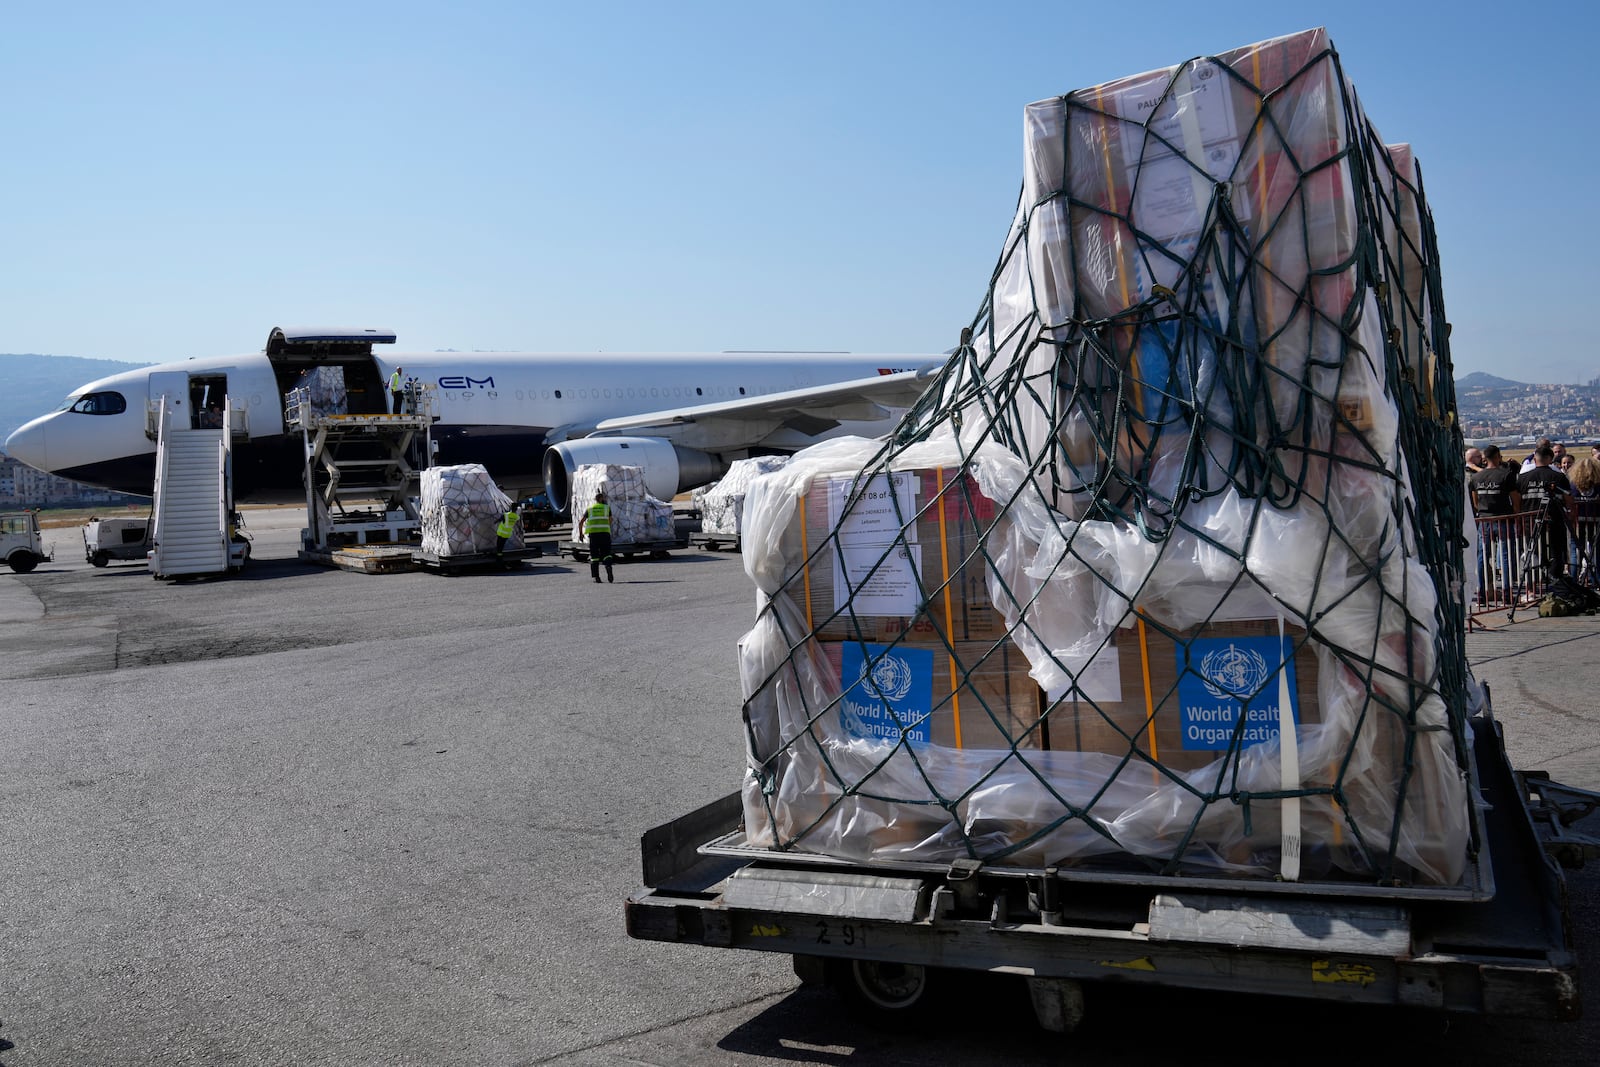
<box><xmin>6</xmin><ymin>344</ymin><xmax>931</xmax><ymax>502</ymax></box>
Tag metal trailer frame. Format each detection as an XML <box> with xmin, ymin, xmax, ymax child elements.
<box><xmin>626</xmin><ymin>714</ymin><xmax>1597</xmax><ymax>1029</ymax></box>
<box><xmin>559</xmin><ymin>536</ymin><xmax>687</xmax><ymax>562</ymax></box>
<box><xmin>414</xmin><ymin>544</ymin><xmax>544</xmax><ymax>574</ymax></box>
<box><xmin>692</xmin><ymin>533</ymin><xmax>742</xmax><ymax>552</ymax></box>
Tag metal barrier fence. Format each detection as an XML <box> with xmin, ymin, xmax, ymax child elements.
<box><xmin>1472</xmin><ymin>509</ymin><xmax>1600</xmax><ymax>620</ymax></box>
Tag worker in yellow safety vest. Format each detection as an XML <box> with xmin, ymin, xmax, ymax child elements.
<box><xmin>583</xmin><ymin>491</ymin><xmax>615</xmax><ymax>583</ymax></box>
<box><xmin>495</xmin><ymin>507</ymin><xmax>519</xmax><ymax>557</ymax></box>
<box><xmin>387</xmin><ymin>366</ymin><xmax>404</xmax><ymax>414</ymax></box>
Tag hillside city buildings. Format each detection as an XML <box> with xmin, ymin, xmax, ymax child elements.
<box><xmin>1457</xmin><ymin>380</ymin><xmax>1600</xmax><ymax>445</ymax></box>
<box><xmin>0</xmin><ymin>449</ymin><xmax>146</xmax><ymax>509</ymax></box>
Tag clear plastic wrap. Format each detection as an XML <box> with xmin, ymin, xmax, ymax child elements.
<box><xmin>568</xmin><ymin>463</ymin><xmax>675</xmax><ymax>545</ymax></box>
<box><xmin>293</xmin><ymin>366</ymin><xmax>347</xmax><ymax>417</ymax></box>
<box><xmin>736</xmin><ymin>28</ymin><xmax>1472</xmax><ymax>888</ymax></box>
<box><xmin>694</xmin><ymin>456</ymin><xmax>792</xmax><ymax>538</ymax></box>
<box><xmin>419</xmin><ymin>464</ymin><xmax>517</xmax><ymax>556</ymax></box>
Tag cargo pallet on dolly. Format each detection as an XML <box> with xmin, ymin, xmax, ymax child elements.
<box><xmin>414</xmin><ymin>543</ymin><xmax>543</xmax><ymax>574</ymax></box>
<box><xmin>559</xmin><ymin>536</ymin><xmax>686</xmax><ymax>563</ymax></box>
<box><xmin>626</xmin><ymin>701</ymin><xmax>1597</xmax><ymax>1030</ymax></box>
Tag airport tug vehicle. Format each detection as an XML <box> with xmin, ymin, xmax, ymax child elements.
<box><xmin>82</xmin><ymin>515</ymin><xmax>152</xmax><ymax>567</ymax></box>
<box><xmin>1</xmin><ymin>510</ymin><xmax>53</xmax><ymax>573</ymax></box>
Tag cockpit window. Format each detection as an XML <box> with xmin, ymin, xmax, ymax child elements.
<box><xmin>68</xmin><ymin>391</ymin><xmax>127</xmax><ymax>415</ymax></box>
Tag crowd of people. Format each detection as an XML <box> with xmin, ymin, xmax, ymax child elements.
<box><xmin>1467</xmin><ymin>437</ymin><xmax>1600</xmax><ymax>595</ymax></box>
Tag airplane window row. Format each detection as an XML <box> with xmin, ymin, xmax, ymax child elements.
<box><xmin>66</xmin><ymin>392</ymin><xmax>128</xmax><ymax>416</ymax></box>
<box><xmin>545</xmin><ymin>386</ymin><xmax>759</xmax><ymax>401</ymax></box>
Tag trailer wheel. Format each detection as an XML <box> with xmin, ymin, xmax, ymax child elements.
<box><xmin>8</xmin><ymin>553</ymin><xmax>38</xmax><ymax>574</ymax></box>
<box><xmin>91</xmin><ymin>551</ymin><xmax>110</xmax><ymax>568</ymax></box>
<box><xmin>1026</xmin><ymin>976</ymin><xmax>1086</xmax><ymax>1034</ymax></box>
<box><xmin>791</xmin><ymin>954</ymin><xmax>827</xmax><ymax>986</ymax></box>
<box><xmin>828</xmin><ymin>958</ymin><xmax>939</xmax><ymax>1022</ymax></box>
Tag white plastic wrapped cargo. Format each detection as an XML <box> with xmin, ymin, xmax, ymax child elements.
<box><xmin>736</xmin><ymin>28</ymin><xmax>1472</xmax><ymax>888</ymax></box>
<box><xmin>569</xmin><ymin>463</ymin><xmax>674</xmax><ymax>546</ymax></box>
<box><xmin>739</xmin><ymin>435</ymin><xmax>1468</xmax><ymax>886</ymax></box>
<box><xmin>294</xmin><ymin>365</ymin><xmax>347</xmax><ymax>417</ymax></box>
<box><xmin>419</xmin><ymin>464</ymin><xmax>518</xmax><ymax>556</ymax></box>
<box><xmin>694</xmin><ymin>456</ymin><xmax>792</xmax><ymax>538</ymax></box>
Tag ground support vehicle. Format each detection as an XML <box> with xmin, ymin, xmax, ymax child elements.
<box><xmin>519</xmin><ymin>492</ymin><xmax>558</xmax><ymax>533</ymax></box>
<box><xmin>627</xmin><ymin>711</ymin><xmax>1596</xmax><ymax>1029</ymax></box>
<box><xmin>1</xmin><ymin>511</ymin><xmax>54</xmax><ymax>573</ymax></box>
<box><xmin>415</xmin><ymin>543</ymin><xmax>544</xmax><ymax>575</ymax></box>
<box><xmin>83</xmin><ymin>516</ymin><xmax>152</xmax><ymax>566</ymax></box>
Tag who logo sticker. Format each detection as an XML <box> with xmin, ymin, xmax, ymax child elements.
<box><xmin>1175</xmin><ymin>635</ymin><xmax>1298</xmax><ymax>751</ymax></box>
<box><xmin>838</xmin><ymin>642</ymin><xmax>933</xmax><ymax>746</ymax></box>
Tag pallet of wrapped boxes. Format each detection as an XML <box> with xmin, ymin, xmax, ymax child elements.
<box><xmin>416</xmin><ymin>463</ymin><xmax>536</xmax><ymax>571</ymax></box>
<box><xmin>628</xmin><ymin>28</ymin><xmax>1581</xmax><ymax>1027</ymax></box>
<box><xmin>737</xmin><ymin>26</ymin><xmax>1472</xmax><ymax>890</ymax></box>
<box><xmin>563</xmin><ymin>463</ymin><xmax>683</xmax><ymax>559</ymax></box>
<box><xmin>691</xmin><ymin>456</ymin><xmax>791</xmax><ymax>550</ymax></box>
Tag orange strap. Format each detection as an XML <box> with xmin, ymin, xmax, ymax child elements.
<box><xmin>936</xmin><ymin>469</ymin><xmax>962</xmax><ymax>747</ymax></box>
<box><xmin>1137</xmin><ymin>614</ymin><xmax>1159</xmax><ymax>762</ymax></box>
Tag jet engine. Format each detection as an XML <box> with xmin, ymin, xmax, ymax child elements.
<box><xmin>541</xmin><ymin>437</ymin><xmax>728</xmax><ymax>514</ymax></box>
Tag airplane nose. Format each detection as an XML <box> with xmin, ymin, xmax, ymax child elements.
<box><xmin>4</xmin><ymin>416</ymin><xmax>50</xmax><ymax>472</ymax></box>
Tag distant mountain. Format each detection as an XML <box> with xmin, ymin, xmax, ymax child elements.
<box><xmin>0</xmin><ymin>354</ymin><xmax>154</xmax><ymax>441</ymax></box>
<box><xmin>1456</xmin><ymin>372</ymin><xmax>1529</xmax><ymax>391</ymax></box>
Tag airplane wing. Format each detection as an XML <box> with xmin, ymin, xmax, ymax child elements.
<box><xmin>553</xmin><ymin>365</ymin><xmax>942</xmax><ymax>452</ymax></box>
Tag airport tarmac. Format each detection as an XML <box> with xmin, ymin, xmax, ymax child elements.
<box><xmin>2</xmin><ymin>509</ymin><xmax>1598</xmax><ymax>1066</ymax></box>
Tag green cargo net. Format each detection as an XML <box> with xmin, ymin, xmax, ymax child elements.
<box><xmin>738</xmin><ymin>27</ymin><xmax>1472</xmax><ymax>887</ymax></box>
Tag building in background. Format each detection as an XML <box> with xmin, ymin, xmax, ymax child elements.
<box><xmin>0</xmin><ymin>450</ymin><xmax>148</xmax><ymax>508</ymax></box>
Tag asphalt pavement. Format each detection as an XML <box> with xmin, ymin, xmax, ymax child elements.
<box><xmin>1</xmin><ymin>511</ymin><xmax>1597</xmax><ymax>1066</ymax></box>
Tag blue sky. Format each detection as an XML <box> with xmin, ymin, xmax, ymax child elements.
<box><xmin>2</xmin><ymin>2</ymin><xmax>1595</xmax><ymax>382</ymax></box>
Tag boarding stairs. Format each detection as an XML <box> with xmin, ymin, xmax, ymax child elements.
<box><xmin>147</xmin><ymin>396</ymin><xmax>236</xmax><ymax>578</ymax></box>
<box><xmin>287</xmin><ymin>383</ymin><xmax>438</xmax><ymax>552</ymax></box>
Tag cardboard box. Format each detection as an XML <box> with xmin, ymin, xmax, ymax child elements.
<box><xmin>821</xmin><ymin>638</ymin><xmax>1043</xmax><ymax>751</ymax></box>
<box><xmin>1020</xmin><ymin>28</ymin><xmax>1358</xmax><ymax>484</ymax></box>
<box><xmin>1046</xmin><ymin>614</ymin><xmax>1321</xmax><ymax>772</ymax></box>
<box><xmin>794</xmin><ymin>467</ymin><xmax>1006</xmax><ymax>643</ymax></box>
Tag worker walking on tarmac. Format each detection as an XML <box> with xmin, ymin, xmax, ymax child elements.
<box><xmin>494</xmin><ymin>506</ymin><xmax>519</xmax><ymax>558</ymax></box>
<box><xmin>584</xmin><ymin>491</ymin><xmax>615</xmax><ymax>584</ymax></box>
<box><xmin>387</xmin><ymin>366</ymin><xmax>404</xmax><ymax>414</ymax></box>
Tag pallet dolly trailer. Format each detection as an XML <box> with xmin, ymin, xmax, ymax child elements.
<box><xmin>414</xmin><ymin>543</ymin><xmax>544</xmax><ymax>574</ymax></box>
<box><xmin>559</xmin><ymin>535</ymin><xmax>687</xmax><ymax>562</ymax></box>
<box><xmin>627</xmin><ymin>711</ymin><xmax>1597</xmax><ymax>1029</ymax></box>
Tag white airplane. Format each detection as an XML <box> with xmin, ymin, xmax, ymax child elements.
<box><xmin>4</xmin><ymin>326</ymin><xmax>942</xmax><ymax>512</ymax></box>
